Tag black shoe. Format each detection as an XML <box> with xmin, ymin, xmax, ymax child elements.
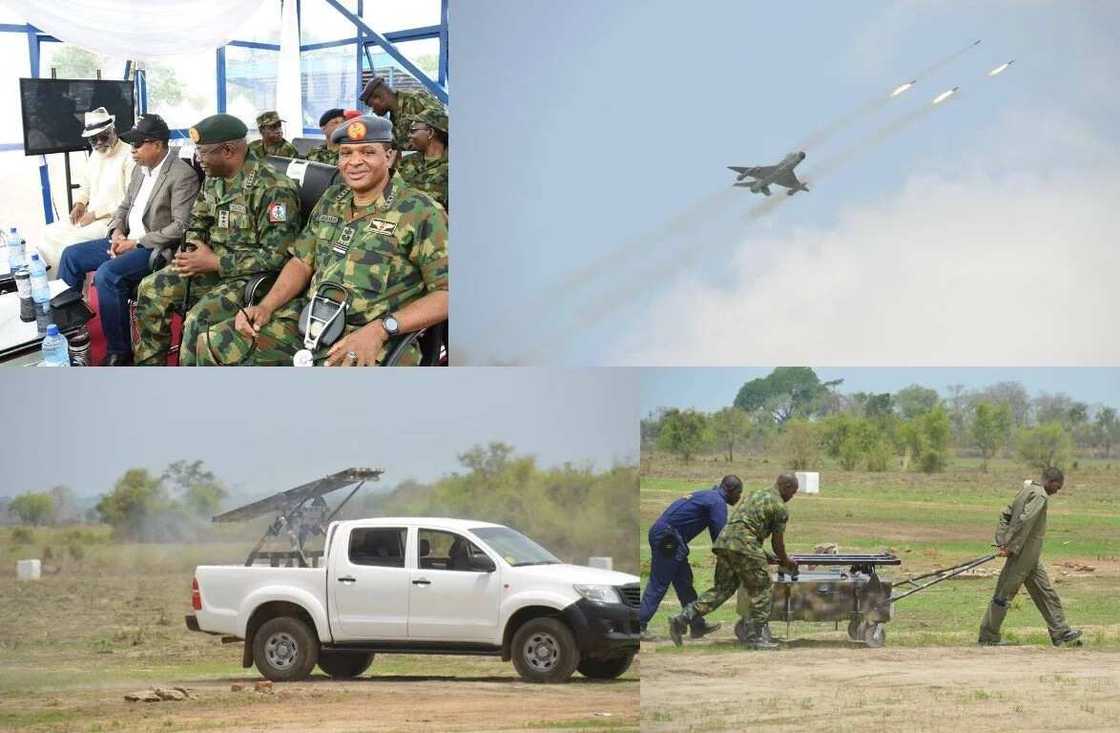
<box><xmin>640</xmin><ymin>629</ymin><xmax>658</xmax><ymax>642</ymax></box>
<box><xmin>668</xmin><ymin>615</ymin><xmax>688</xmax><ymax>647</ymax></box>
<box><xmin>749</xmin><ymin>623</ymin><xmax>780</xmax><ymax>649</ymax></box>
<box><xmin>690</xmin><ymin>620</ymin><xmax>722</xmax><ymax>639</ymax></box>
<box><xmin>1052</xmin><ymin>629</ymin><xmax>1083</xmax><ymax>647</ymax></box>
<box><xmin>978</xmin><ymin>637</ymin><xmax>1018</xmax><ymax>646</ymax></box>
<box><xmin>102</xmin><ymin>352</ymin><xmax>133</xmax><ymax>367</ymax></box>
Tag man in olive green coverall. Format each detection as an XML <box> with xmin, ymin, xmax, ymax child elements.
<box><xmin>978</xmin><ymin>467</ymin><xmax>1082</xmax><ymax>647</ymax></box>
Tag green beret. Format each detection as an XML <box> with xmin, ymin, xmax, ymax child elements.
<box><xmin>256</xmin><ymin>111</ymin><xmax>283</xmax><ymax>128</ymax></box>
<box><xmin>189</xmin><ymin>114</ymin><xmax>248</xmax><ymax>145</ymax></box>
<box><xmin>330</xmin><ymin>115</ymin><xmax>394</xmax><ymax>145</ymax></box>
<box><xmin>411</xmin><ymin>108</ymin><xmax>448</xmax><ymax>133</ymax></box>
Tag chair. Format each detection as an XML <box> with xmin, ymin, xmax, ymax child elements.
<box><xmin>290</xmin><ymin>137</ymin><xmax>323</xmax><ymax>157</ymax></box>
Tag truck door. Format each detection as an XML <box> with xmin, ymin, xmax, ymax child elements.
<box><xmin>329</xmin><ymin>526</ymin><xmax>410</xmax><ymax>640</ymax></box>
<box><xmin>408</xmin><ymin>528</ymin><xmax>501</xmax><ymax>642</ymax></box>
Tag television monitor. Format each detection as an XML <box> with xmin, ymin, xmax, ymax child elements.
<box><xmin>19</xmin><ymin>78</ymin><xmax>136</xmax><ymax>156</ymax></box>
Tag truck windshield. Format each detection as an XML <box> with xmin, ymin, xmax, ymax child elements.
<box><xmin>470</xmin><ymin>526</ymin><xmax>562</xmax><ymax>567</ymax></box>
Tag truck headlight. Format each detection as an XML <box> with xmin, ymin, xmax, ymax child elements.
<box><xmin>573</xmin><ymin>584</ymin><xmax>622</xmax><ymax>605</ymax></box>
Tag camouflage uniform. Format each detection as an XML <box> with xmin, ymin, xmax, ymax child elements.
<box><xmin>386</xmin><ymin>90</ymin><xmax>443</xmax><ymax>151</ymax></box>
<box><xmin>397</xmin><ymin>152</ymin><xmax>448</xmax><ymax>211</ymax></box>
<box><xmin>304</xmin><ymin>144</ymin><xmax>339</xmax><ymax>166</ymax></box>
<box><xmin>690</xmin><ymin>487</ymin><xmax>789</xmax><ymax>625</ymax></box>
<box><xmin>248</xmin><ymin>138</ymin><xmax>300</xmax><ymax>160</ymax></box>
<box><xmin>979</xmin><ymin>481</ymin><xmax>1074</xmax><ymax>644</ymax></box>
<box><xmin>195</xmin><ymin>175</ymin><xmax>448</xmax><ymax>366</ymax></box>
<box><xmin>133</xmin><ymin>156</ymin><xmax>301</xmax><ymax>365</ymax></box>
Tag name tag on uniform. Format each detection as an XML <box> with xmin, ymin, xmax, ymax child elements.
<box><xmin>317</xmin><ymin>214</ymin><xmax>339</xmax><ymax>225</ymax></box>
<box><xmin>367</xmin><ymin>218</ymin><xmax>396</xmax><ymax>236</ymax></box>
<box><xmin>229</xmin><ymin>203</ymin><xmax>247</xmax><ymax>214</ymax></box>
<box><xmin>332</xmin><ymin>225</ymin><xmax>355</xmax><ymax>255</ymax></box>
<box><xmin>217</xmin><ymin>209</ymin><xmax>229</xmax><ymax>228</ymax></box>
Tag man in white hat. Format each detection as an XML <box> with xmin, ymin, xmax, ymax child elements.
<box><xmin>39</xmin><ymin>106</ymin><xmax>135</xmax><ymax>276</ymax></box>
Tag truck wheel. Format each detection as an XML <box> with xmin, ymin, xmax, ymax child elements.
<box><xmin>318</xmin><ymin>651</ymin><xmax>374</xmax><ymax>679</ymax></box>
<box><xmin>577</xmin><ymin>653</ymin><xmax>634</xmax><ymax>680</ymax></box>
<box><xmin>511</xmin><ymin>617</ymin><xmax>580</xmax><ymax>683</ymax></box>
<box><xmin>253</xmin><ymin>617</ymin><xmax>319</xmax><ymax>682</ymax></box>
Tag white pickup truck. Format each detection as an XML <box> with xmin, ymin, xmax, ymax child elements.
<box><xmin>187</xmin><ymin>517</ymin><xmax>640</xmax><ymax>683</ymax></box>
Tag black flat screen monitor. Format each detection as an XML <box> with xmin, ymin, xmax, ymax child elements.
<box><xmin>19</xmin><ymin>78</ymin><xmax>135</xmax><ymax>156</ymax></box>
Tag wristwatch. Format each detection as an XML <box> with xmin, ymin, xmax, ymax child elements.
<box><xmin>382</xmin><ymin>314</ymin><xmax>400</xmax><ymax>337</ymax></box>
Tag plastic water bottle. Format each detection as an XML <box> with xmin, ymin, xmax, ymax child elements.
<box><xmin>28</xmin><ymin>252</ymin><xmax>51</xmax><ymax>334</ymax></box>
<box><xmin>40</xmin><ymin>324</ymin><xmax>71</xmax><ymax>367</ymax></box>
<box><xmin>6</xmin><ymin>226</ymin><xmax>26</xmax><ymax>272</ymax></box>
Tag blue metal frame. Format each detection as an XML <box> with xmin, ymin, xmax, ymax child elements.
<box><xmin>216</xmin><ymin>47</ymin><xmax>227</xmax><ymax>113</ymax></box>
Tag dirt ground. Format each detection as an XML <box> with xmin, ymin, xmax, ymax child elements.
<box><xmin>640</xmin><ymin>644</ymin><xmax>1119</xmax><ymax>732</ymax></box>
<box><xmin>0</xmin><ymin>672</ymin><xmax>638</xmax><ymax>732</ymax></box>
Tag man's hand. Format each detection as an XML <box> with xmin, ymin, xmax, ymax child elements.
<box><xmin>235</xmin><ymin>305</ymin><xmax>273</xmax><ymax>338</ymax></box>
<box><xmin>172</xmin><ymin>243</ymin><xmax>219</xmax><ymax>276</ymax></box>
<box><xmin>997</xmin><ymin>546</ymin><xmax>1011</xmax><ymax>558</ymax></box>
<box><xmin>110</xmin><ymin>238</ymin><xmax>138</xmax><ymax>257</ymax></box>
<box><xmin>781</xmin><ymin>557</ymin><xmax>799</xmax><ymax>573</ymax></box>
<box><xmin>326</xmin><ymin>322</ymin><xmax>387</xmax><ymax>367</ymax></box>
<box><xmin>77</xmin><ymin>210</ymin><xmax>96</xmax><ymax>227</ymax></box>
<box><xmin>69</xmin><ymin>202</ymin><xmax>87</xmax><ymax>225</ymax></box>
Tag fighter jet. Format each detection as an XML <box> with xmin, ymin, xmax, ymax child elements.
<box><xmin>728</xmin><ymin>151</ymin><xmax>809</xmax><ymax>196</ymax></box>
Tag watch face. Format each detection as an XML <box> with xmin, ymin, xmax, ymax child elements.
<box><xmin>384</xmin><ymin>316</ymin><xmax>399</xmax><ymax>334</ymax></box>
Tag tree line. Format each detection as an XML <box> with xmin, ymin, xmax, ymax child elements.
<box><xmin>644</xmin><ymin>368</ymin><xmax>1119</xmax><ymax>473</ymax></box>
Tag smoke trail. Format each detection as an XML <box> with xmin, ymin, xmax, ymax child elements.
<box><xmin>808</xmin><ymin>104</ymin><xmax>938</xmax><ymax>181</ymax></box>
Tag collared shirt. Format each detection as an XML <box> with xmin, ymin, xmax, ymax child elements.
<box><xmin>76</xmin><ymin>138</ymin><xmax>135</xmax><ymax>219</ymax></box>
<box><xmin>654</xmin><ymin>487</ymin><xmax>729</xmax><ymax>544</ymax></box>
<box><xmin>127</xmin><ymin>149</ymin><xmax>172</xmax><ymax>240</ymax></box>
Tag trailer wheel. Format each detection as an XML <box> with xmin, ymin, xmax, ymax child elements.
<box><xmin>253</xmin><ymin>616</ymin><xmax>319</xmax><ymax>682</ymax></box>
<box><xmin>317</xmin><ymin>651</ymin><xmax>374</xmax><ymax>679</ymax></box>
<box><xmin>511</xmin><ymin>617</ymin><xmax>580</xmax><ymax>683</ymax></box>
<box><xmin>577</xmin><ymin>653</ymin><xmax>634</xmax><ymax>680</ymax></box>
<box><xmin>862</xmin><ymin>622</ymin><xmax>886</xmax><ymax>648</ymax></box>
<box><xmin>847</xmin><ymin>617</ymin><xmax>862</xmax><ymax>641</ymax></box>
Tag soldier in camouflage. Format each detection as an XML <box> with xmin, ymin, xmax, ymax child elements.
<box><xmin>397</xmin><ymin>107</ymin><xmax>448</xmax><ymax>211</ymax></box>
<box><xmin>360</xmin><ymin>75</ymin><xmax>445</xmax><ymax>152</ymax></box>
<box><xmin>248</xmin><ymin>111</ymin><xmax>299</xmax><ymax>159</ymax></box>
<box><xmin>133</xmin><ymin>113</ymin><xmax>301</xmax><ymax>365</ymax></box>
<box><xmin>304</xmin><ymin>108</ymin><xmax>346</xmax><ymax>166</ymax></box>
<box><xmin>978</xmin><ymin>467</ymin><xmax>1082</xmax><ymax>647</ymax></box>
<box><xmin>669</xmin><ymin>474</ymin><xmax>800</xmax><ymax>650</ymax></box>
<box><xmin>194</xmin><ymin>114</ymin><xmax>448</xmax><ymax>367</ymax></box>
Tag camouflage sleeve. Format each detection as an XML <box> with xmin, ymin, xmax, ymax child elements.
<box><xmin>289</xmin><ymin>194</ymin><xmax>333</xmax><ymax>270</ymax></box>
<box><xmin>184</xmin><ymin>182</ymin><xmax>214</xmax><ymax>248</ymax></box>
<box><xmin>772</xmin><ymin>503</ymin><xmax>789</xmax><ymax>536</ymax></box>
<box><xmin>282</xmin><ymin>141</ymin><xmax>300</xmax><ymax>159</ymax></box>
<box><xmin>217</xmin><ymin>183</ymin><xmax>301</xmax><ymax>278</ymax></box>
<box><xmin>405</xmin><ymin>202</ymin><xmax>448</xmax><ymax>292</ymax></box>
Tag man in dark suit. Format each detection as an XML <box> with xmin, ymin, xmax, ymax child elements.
<box><xmin>58</xmin><ymin>113</ymin><xmax>200</xmax><ymax>365</ymax></box>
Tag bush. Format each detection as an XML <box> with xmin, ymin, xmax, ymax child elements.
<box><xmin>10</xmin><ymin>527</ymin><xmax>33</xmax><ymax>545</ymax></box>
<box><xmin>783</xmin><ymin>420</ymin><xmax>820</xmax><ymax>470</ymax></box>
<box><xmin>1017</xmin><ymin>422</ymin><xmax>1073</xmax><ymax>471</ymax></box>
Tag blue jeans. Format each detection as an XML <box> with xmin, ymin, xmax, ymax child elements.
<box><xmin>639</xmin><ymin>523</ymin><xmax>701</xmax><ymax>631</ymax></box>
<box><xmin>58</xmin><ymin>238</ymin><xmax>152</xmax><ymax>355</ymax></box>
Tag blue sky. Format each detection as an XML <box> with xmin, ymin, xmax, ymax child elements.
<box><xmin>641</xmin><ymin>367</ymin><xmax>1120</xmax><ymax>415</ymax></box>
<box><xmin>0</xmin><ymin>369</ymin><xmax>639</xmax><ymax>500</ymax></box>
<box><xmin>453</xmin><ymin>1</ymin><xmax>1120</xmax><ymax>365</ymax></box>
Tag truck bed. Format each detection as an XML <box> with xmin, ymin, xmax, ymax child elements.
<box><xmin>194</xmin><ymin>565</ymin><xmax>327</xmax><ymax>638</ymax></box>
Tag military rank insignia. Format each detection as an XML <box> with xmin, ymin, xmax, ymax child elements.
<box><xmin>332</xmin><ymin>225</ymin><xmax>355</xmax><ymax>255</ymax></box>
<box><xmin>268</xmin><ymin>202</ymin><xmax>287</xmax><ymax>223</ymax></box>
<box><xmin>217</xmin><ymin>209</ymin><xmax>229</xmax><ymax>228</ymax></box>
<box><xmin>367</xmin><ymin>219</ymin><xmax>396</xmax><ymax>236</ymax></box>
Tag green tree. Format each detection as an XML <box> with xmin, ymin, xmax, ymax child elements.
<box><xmin>733</xmin><ymin>367</ymin><xmax>841</xmax><ymax>424</ymax></box>
<box><xmin>49</xmin><ymin>46</ymin><xmax>103</xmax><ymax>78</ymax></box>
<box><xmin>710</xmin><ymin>407</ymin><xmax>751</xmax><ymax>462</ymax></box>
<box><xmin>972</xmin><ymin>401</ymin><xmax>1013</xmax><ymax>470</ymax></box>
<box><xmin>1016</xmin><ymin>423</ymin><xmax>1073</xmax><ymax>472</ymax></box>
<box><xmin>901</xmin><ymin>407</ymin><xmax>951</xmax><ymax>473</ymax></box>
<box><xmin>783</xmin><ymin>419</ymin><xmax>820</xmax><ymax>471</ymax></box>
<box><xmin>894</xmin><ymin>384</ymin><xmax>941</xmax><ymax>419</ymax></box>
<box><xmin>1095</xmin><ymin>407</ymin><xmax>1119</xmax><ymax>458</ymax></box>
<box><xmin>95</xmin><ymin>469</ymin><xmax>168</xmax><ymax>540</ymax></box>
<box><xmin>161</xmin><ymin>460</ymin><xmax>227</xmax><ymax>518</ymax></box>
<box><xmin>657</xmin><ymin>409</ymin><xmax>707</xmax><ymax>463</ymax></box>
<box><xmin>9</xmin><ymin>492</ymin><xmax>55</xmax><ymax>526</ymax></box>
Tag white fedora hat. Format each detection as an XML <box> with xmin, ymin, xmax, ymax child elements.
<box><xmin>81</xmin><ymin>107</ymin><xmax>116</xmax><ymax>138</ymax></box>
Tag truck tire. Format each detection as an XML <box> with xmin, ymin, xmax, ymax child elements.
<box><xmin>253</xmin><ymin>617</ymin><xmax>319</xmax><ymax>682</ymax></box>
<box><xmin>577</xmin><ymin>653</ymin><xmax>634</xmax><ymax>680</ymax></box>
<box><xmin>318</xmin><ymin>651</ymin><xmax>374</xmax><ymax>679</ymax></box>
<box><xmin>511</xmin><ymin>617</ymin><xmax>580</xmax><ymax>683</ymax></box>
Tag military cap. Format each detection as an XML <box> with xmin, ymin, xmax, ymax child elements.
<box><xmin>359</xmin><ymin>75</ymin><xmax>386</xmax><ymax>103</ymax></box>
<box><xmin>256</xmin><ymin>111</ymin><xmax>283</xmax><ymax>128</ymax></box>
<box><xmin>411</xmin><ymin>107</ymin><xmax>448</xmax><ymax>134</ymax></box>
<box><xmin>318</xmin><ymin>108</ymin><xmax>345</xmax><ymax>127</ymax></box>
<box><xmin>188</xmin><ymin>114</ymin><xmax>248</xmax><ymax>145</ymax></box>
<box><xmin>330</xmin><ymin>115</ymin><xmax>394</xmax><ymax>145</ymax></box>
<box><xmin>120</xmin><ymin>113</ymin><xmax>170</xmax><ymax>143</ymax></box>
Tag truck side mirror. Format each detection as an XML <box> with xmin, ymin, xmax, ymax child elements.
<box><xmin>470</xmin><ymin>555</ymin><xmax>496</xmax><ymax>573</ymax></box>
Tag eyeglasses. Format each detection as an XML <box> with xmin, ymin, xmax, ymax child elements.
<box><xmin>408</xmin><ymin>125</ymin><xmax>431</xmax><ymax>134</ymax></box>
<box><xmin>91</xmin><ymin>131</ymin><xmax>114</xmax><ymax>144</ymax></box>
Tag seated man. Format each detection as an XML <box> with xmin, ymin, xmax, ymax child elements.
<box><xmin>248</xmin><ymin>111</ymin><xmax>299</xmax><ymax>159</ymax></box>
<box><xmin>57</xmin><ymin>114</ymin><xmax>200</xmax><ymax>366</ymax></box>
<box><xmin>133</xmin><ymin>113</ymin><xmax>301</xmax><ymax>366</ymax></box>
<box><xmin>398</xmin><ymin>108</ymin><xmax>448</xmax><ymax>211</ymax></box>
<box><xmin>40</xmin><ymin>107</ymin><xmax>135</xmax><ymax>273</ymax></box>
<box><xmin>360</xmin><ymin>75</ymin><xmax>445</xmax><ymax>152</ymax></box>
<box><xmin>196</xmin><ymin>115</ymin><xmax>447</xmax><ymax>366</ymax></box>
<box><xmin>304</xmin><ymin>108</ymin><xmax>345</xmax><ymax>166</ymax></box>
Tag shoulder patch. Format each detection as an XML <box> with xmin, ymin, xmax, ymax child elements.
<box><xmin>268</xmin><ymin>202</ymin><xmax>287</xmax><ymax>223</ymax></box>
<box><xmin>367</xmin><ymin>218</ymin><xmax>397</xmax><ymax>236</ymax></box>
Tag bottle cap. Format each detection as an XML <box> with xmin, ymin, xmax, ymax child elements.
<box><xmin>46</xmin><ymin>324</ymin><xmax>59</xmax><ymax>336</ymax></box>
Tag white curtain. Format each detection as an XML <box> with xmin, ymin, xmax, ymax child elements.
<box><xmin>275</xmin><ymin>0</ymin><xmax>303</xmax><ymax>137</ymax></box>
<box><xmin>4</xmin><ymin>0</ymin><xmax>270</xmax><ymax>60</ymax></box>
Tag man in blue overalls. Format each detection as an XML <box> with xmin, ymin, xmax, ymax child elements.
<box><xmin>640</xmin><ymin>475</ymin><xmax>743</xmax><ymax>641</ymax></box>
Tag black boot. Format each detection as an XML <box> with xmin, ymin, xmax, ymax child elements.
<box><xmin>668</xmin><ymin>606</ymin><xmax>696</xmax><ymax>647</ymax></box>
<box><xmin>1051</xmin><ymin>628</ymin><xmax>1083</xmax><ymax>647</ymax></box>
<box><xmin>750</xmin><ymin>623</ymin><xmax>780</xmax><ymax>650</ymax></box>
<box><xmin>690</xmin><ymin>619</ymin><xmax>722</xmax><ymax>639</ymax></box>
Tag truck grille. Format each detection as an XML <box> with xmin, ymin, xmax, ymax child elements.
<box><xmin>617</xmin><ymin>583</ymin><xmax>640</xmax><ymax>608</ymax></box>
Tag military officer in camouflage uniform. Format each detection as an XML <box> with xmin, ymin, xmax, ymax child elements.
<box><xmin>398</xmin><ymin>107</ymin><xmax>448</xmax><ymax>211</ymax></box>
<box><xmin>133</xmin><ymin>114</ymin><xmax>301</xmax><ymax>365</ymax></box>
<box><xmin>304</xmin><ymin>108</ymin><xmax>346</xmax><ymax>166</ymax></box>
<box><xmin>195</xmin><ymin>114</ymin><xmax>448</xmax><ymax>367</ymax></box>
<box><xmin>978</xmin><ymin>467</ymin><xmax>1082</xmax><ymax>647</ymax></box>
<box><xmin>248</xmin><ymin>111</ymin><xmax>299</xmax><ymax>159</ymax></box>
<box><xmin>360</xmin><ymin>75</ymin><xmax>444</xmax><ymax>152</ymax></box>
<box><xmin>669</xmin><ymin>474</ymin><xmax>800</xmax><ymax>649</ymax></box>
